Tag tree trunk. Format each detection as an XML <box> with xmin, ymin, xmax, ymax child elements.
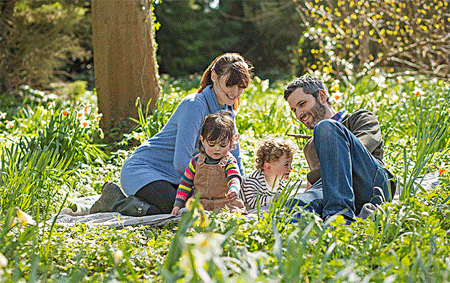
<box><xmin>91</xmin><ymin>0</ymin><xmax>159</xmax><ymax>133</ymax></box>
<box><xmin>0</xmin><ymin>0</ymin><xmax>17</xmax><ymax>93</ymax></box>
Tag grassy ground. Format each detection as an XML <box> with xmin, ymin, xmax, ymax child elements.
<box><xmin>0</xmin><ymin>73</ymin><xmax>450</xmax><ymax>282</ymax></box>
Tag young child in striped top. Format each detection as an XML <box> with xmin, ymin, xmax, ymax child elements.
<box><xmin>171</xmin><ymin>111</ymin><xmax>246</xmax><ymax>215</ymax></box>
<box><xmin>240</xmin><ymin>137</ymin><xmax>298</xmax><ymax>210</ymax></box>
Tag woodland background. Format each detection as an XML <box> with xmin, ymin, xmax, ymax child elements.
<box><xmin>2</xmin><ymin>0</ymin><xmax>449</xmax><ymax>98</ymax></box>
<box><xmin>1</xmin><ymin>1</ymin><xmax>450</xmax><ymax>282</ymax></box>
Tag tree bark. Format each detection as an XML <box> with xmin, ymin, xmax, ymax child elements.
<box><xmin>91</xmin><ymin>0</ymin><xmax>159</xmax><ymax>132</ymax></box>
<box><xmin>0</xmin><ymin>0</ymin><xmax>17</xmax><ymax>93</ymax></box>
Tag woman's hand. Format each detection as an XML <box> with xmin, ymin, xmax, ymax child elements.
<box><xmin>171</xmin><ymin>206</ymin><xmax>181</xmax><ymax>215</ymax></box>
<box><xmin>226</xmin><ymin>190</ymin><xmax>237</xmax><ymax>200</ymax></box>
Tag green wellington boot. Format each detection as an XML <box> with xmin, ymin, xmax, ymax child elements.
<box><xmin>90</xmin><ymin>182</ymin><xmax>126</xmax><ymax>214</ymax></box>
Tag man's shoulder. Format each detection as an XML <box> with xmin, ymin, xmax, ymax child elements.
<box><xmin>344</xmin><ymin>109</ymin><xmax>379</xmax><ymax>124</ymax></box>
<box><xmin>347</xmin><ymin>109</ymin><xmax>376</xmax><ymax>118</ymax></box>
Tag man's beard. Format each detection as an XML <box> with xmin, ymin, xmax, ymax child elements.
<box><xmin>306</xmin><ymin>97</ymin><xmax>326</xmax><ymax>130</ymax></box>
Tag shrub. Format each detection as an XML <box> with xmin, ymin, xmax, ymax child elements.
<box><xmin>0</xmin><ymin>1</ymin><xmax>91</xmax><ymax>92</ymax></box>
<box><xmin>292</xmin><ymin>0</ymin><xmax>450</xmax><ymax>80</ymax></box>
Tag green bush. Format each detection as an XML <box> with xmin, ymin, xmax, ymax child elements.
<box><xmin>292</xmin><ymin>0</ymin><xmax>450</xmax><ymax>80</ymax></box>
<box><xmin>0</xmin><ymin>1</ymin><xmax>90</xmax><ymax>92</ymax></box>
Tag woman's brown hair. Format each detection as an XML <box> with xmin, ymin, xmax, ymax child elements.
<box><xmin>198</xmin><ymin>53</ymin><xmax>253</xmax><ymax>110</ymax></box>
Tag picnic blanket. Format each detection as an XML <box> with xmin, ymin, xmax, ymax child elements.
<box><xmin>50</xmin><ymin>195</ymin><xmax>183</xmax><ymax>229</ymax></box>
<box><xmin>50</xmin><ymin>172</ymin><xmax>442</xmax><ymax>229</ymax></box>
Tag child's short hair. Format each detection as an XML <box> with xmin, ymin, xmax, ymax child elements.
<box><xmin>199</xmin><ymin>110</ymin><xmax>238</xmax><ymax>153</ymax></box>
<box><xmin>255</xmin><ymin>137</ymin><xmax>298</xmax><ymax>170</ymax></box>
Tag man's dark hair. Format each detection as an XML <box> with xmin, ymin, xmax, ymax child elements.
<box><xmin>284</xmin><ymin>74</ymin><xmax>329</xmax><ymax>103</ymax></box>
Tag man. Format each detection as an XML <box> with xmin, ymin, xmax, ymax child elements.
<box><xmin>284</xmin><ymin>74</ymin><xmax>395</xmax><ymax>222</ymax></box>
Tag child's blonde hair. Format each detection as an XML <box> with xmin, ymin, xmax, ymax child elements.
<box><xmin>255</xmin><ymin>137</ymin><xmax>298</xmax><ymax>170</ymax></box>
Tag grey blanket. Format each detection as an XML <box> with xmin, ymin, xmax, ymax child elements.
<box><xmin>51</xmin><ymin>195</ymin><xmax>182</xmax><ymax>229</ymax></box>
<box><xmin>51</xmin><ymin>172</ymin><xmax>441</xmax><ymax>229</ymax></box>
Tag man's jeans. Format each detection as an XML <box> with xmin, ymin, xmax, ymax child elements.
<box><xmin>288</xmin><ymin>119</ymin><xmax>391</xmax><ymax>220</ymax></box>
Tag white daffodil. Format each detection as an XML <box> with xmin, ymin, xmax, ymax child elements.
<box><xmin>180</xmin><ymin>232</ymin><xmax>228</xmax><ymax>281</ymax></box>
<box><xmin>0</xmin><ymin>252</ymin><xmax>7</xmax><ymax>269</ymax></box>
<box><xmin>113</xmin><ymin>249</ymin><xmax>124</xmax><ymax>265</ymax></box>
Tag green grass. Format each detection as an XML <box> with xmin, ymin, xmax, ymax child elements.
<box><xmin>0</xmin><ymin>74</ymin><xmax>449</xmax><ymax>282</ymax></box>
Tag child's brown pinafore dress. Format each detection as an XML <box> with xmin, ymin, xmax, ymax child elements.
<box><xmin>189</xmin><ymin>152</ymin><xmax>247</xmax><ymax>214</ymax></box>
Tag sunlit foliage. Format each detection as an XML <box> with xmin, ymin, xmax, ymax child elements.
<box><xmin>293</xmin><ymin>0</ymin><xmax>450</xmax><ymax>80</ymax></box>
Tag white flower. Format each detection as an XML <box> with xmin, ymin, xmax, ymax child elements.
<box><xmin>261</xmin><ymin>80</ymin><xmax>269</xmax><ymax>92</ymax></box>
<box><xmin>180</xmin><ymin>232</ymin><xmax>227</xmax><ymax>282</ymax></box>
<box><xmin>332</xmin><ymin>90</ymin><xmax>344</xmax><ymax>102</ymax></box>
<box><xmin>5</xmin><ymin>120</ymin><xmax>15</xmax><ymax>129</ymax></box>
<box><xmin>113</xmin><ymin>249</ymin><xmax>124</xmax><ymax>264</ymax></box>
<box><xmin>413</xmin><ymin>87</ymin><xmax>423</xmax><ymax>97</ymax></box>
<box><xmin>371</xmin><ymin>74</ymin><xmax>386</xmax><ymax>88</ymax></box>
<box><xmin>0</xmin><ymin>252</ymin><xmax>7</xmax><ymax>269</ymax></box>
<box><xmin>184</xmin><ymin>232</ymin><xmax>226</xmax><ymax>262</ymax></box>
<box><xmin>390</xmin><ymin>94</ymin><xmax>399</xmax><ymax>103</ymax></box>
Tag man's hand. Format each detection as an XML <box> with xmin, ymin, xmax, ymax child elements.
<box><xmin>171</xmin><ymin>206</ymin><xmax>181</xmax><ymax>215</ymax></box>
<box><xmin>303</xmin><ymin>179</ymin><xmax>312</xmax><ymax>193</ymax></box>
<box><xmin>226</xmin><ymin>190</ymin><xmax>237</xmax><ymax>200</ymax></box>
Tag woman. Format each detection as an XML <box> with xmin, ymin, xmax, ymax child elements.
<box><xmin>91</xmin><ymin>53</ymin><xmax>253</xmax><ymax>216</ymax></box>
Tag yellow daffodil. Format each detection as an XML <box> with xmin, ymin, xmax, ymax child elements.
<box><xmin>185</xmin><ymin>198</ymin><xmax>209</xmax><ymax>228</ymax></box>
<box><xmin>14</xmin><ymin>206</ymin><xmax>36</xmax><ymax>227</ymax></box>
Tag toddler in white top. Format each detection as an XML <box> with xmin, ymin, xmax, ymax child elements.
<box><xmin>240</xmin><ymin>137</ymin><xmax>298</xmax><ymax>210</ymax></box>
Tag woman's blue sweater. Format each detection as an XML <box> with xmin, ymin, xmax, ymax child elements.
<box><xmin>120</xmin><ymin>85</ymin><xmax>244</xmax><ymax>196</ymax></box>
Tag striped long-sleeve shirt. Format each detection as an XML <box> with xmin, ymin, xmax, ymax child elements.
<box><xmin>174</xmin><ymin>153</ymin><xmax>241</xmax><ymax>208</ymax></box>
<box><xmin>239</xmin><ymin>169</ymin><xmax>280</xmax><ymax>209</ymax></box>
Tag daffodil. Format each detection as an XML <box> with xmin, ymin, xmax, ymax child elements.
<box><xmin>17</xmin><ymin>207</ymin><xmax>36</xmax><ymax>226</ymax></box>
<box><xmin>439</xmin><ymin>163</ymin><xmax>446</xmax><ymax>176</ymax></box>
<box><xmin>113</xmin><ymin>249</ymin><xmax>124</xmax><ymax>264</ymax></box>
<box><xmin>371</xmin><ymin>74</ymin><xmax>387</xmax><ymax>88</ymax></box>
<box><xmin>0</xmin><ymin>252</ymin><xmax>7</xmax><ymax>269</ymax></box>
<box><xmin>5</xmin><ymin>121</ymin><xmax>15</xmax><ymax>129</ymax></box>
<box><xmin>390</xmin><ymin>94</ymin><xmax>399</xmax><ymax>103</ymax></box>
<box><xmin>185</xmin><ymin>198</ymin><xmax>209</xmax><ymax>228</ymax></box>
<box><xmin>179</xmin><ymin>232</ymin><xmax>227</xmax><ymax>282</ymax></box>
<box><xmin>95</xmin><ymin>113</ymin><xmax>103</xmax><ymax>122</ymax></box>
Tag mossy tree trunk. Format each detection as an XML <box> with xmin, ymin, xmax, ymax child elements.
<box><xmin>91</xmin><ymin>0</ymin><xmax>159</xmax><ymax>133</ymax></box>
<box><xmin>0</xmin><ymin>0</ymin><xmax>17</xmax><ymax>93</ymax></box>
